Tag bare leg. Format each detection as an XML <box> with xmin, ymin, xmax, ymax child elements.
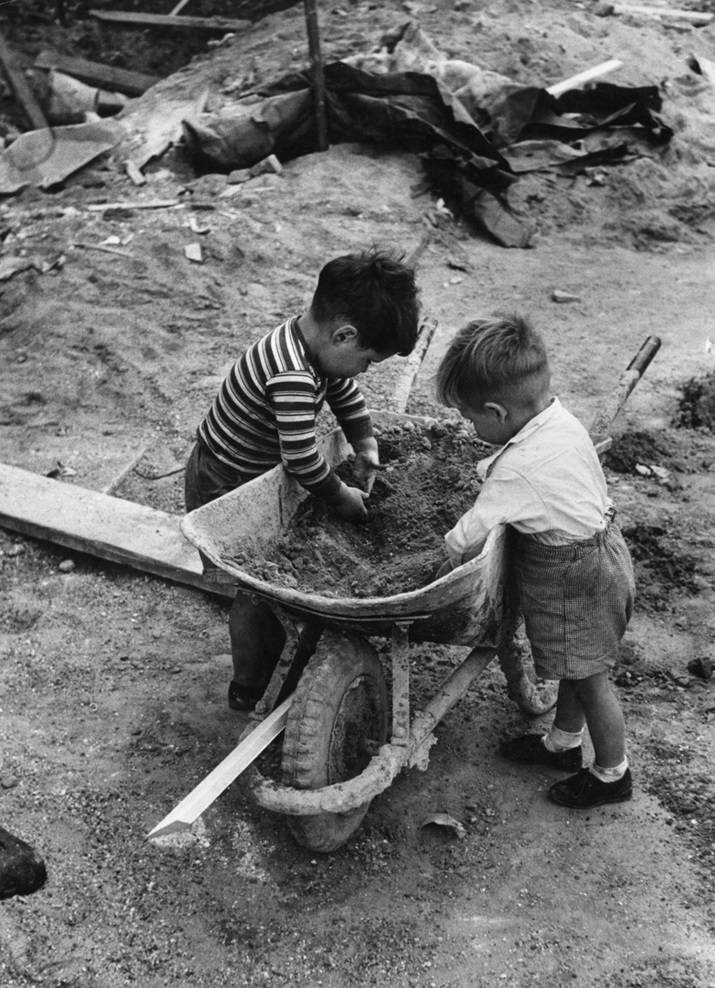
<box><xmin>555</xmin><ymin>672</ymin><xmax>625</xmax><ymax>768</ymax></box>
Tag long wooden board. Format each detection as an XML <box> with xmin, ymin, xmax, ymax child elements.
<box><xmin>90</xmin><ymin>10</ymin><xmax>252</xmax><ymax>33</ymax></box>
<box><xmin>0</xmin><ymin>462</ymin><xmax>229</xmax><ymax>596</ymax></box>
<box><xmin>147</xmin><ymin>695</ymin><xmax>292</xmax><ymax>839</ymax></box>
<box><xmin>35</xmin><ymin>50</ymin><xmax>159</xmax><ymax>96</ymax></box>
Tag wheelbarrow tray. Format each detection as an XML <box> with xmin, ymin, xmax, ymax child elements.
<box><xmin>181</xmin><ymin>410</ymin><xmax>507</xmax><ymax>645</ymax></box>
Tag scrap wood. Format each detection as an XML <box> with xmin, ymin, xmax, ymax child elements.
<box><xmin>303</xmin><ymin>0</ymin><xmax>328</xmax><ymax>151</ymax></box>
<box><xmin>90</xmin><ymin>10</ymin><xmax>252</xmax><ymax>34</ymax></box>
<box><xmin>146</xmin><ymin>696</ymin><xmax>293</xmax><ymax>839</ymax></box>
<box><xmin>169</xmin><ymin>0</ymin><xmax>193</xmax><ymax>13</ymax></box>
<box><xmin>87</xmin><ymin>197</ymin><xmax>179</xmax><ymax>211</ymax></box>
<box><xmin>34</xmin><ymin>51</ymin><xmax>159</xmax><ymax>97</ymax></box>
<box><xmin>0</xmin><ymin>30</ymin><xmax>49</xmax><ymax>132</ymax></box>
<box><xmin>0</xmin><ymin>462</ymin><xmax>230</xmax><ymax>598</ymax></box>
<box><xmin>72</xmin><ymin>240</ymin><xmax>133</xmax><ymax>258</ymax></box>
<box><xmin>546</xmin><ymin>58</ymin><xmax>623</xmax><ymax>97</ymax></box>
<box><xmin>614</xmin><ymin>3</ymin><xmax>713</xmax><ymax>24</ymax></box>
<box><xmin>0</xmin><ymin>118</ymin><xmax>122</xmax><ymax>196</ymax></box>
<box><xmin>387</xmin><ymin>317</ymin><xmax>438</xmax><ymax>414</ymax></box>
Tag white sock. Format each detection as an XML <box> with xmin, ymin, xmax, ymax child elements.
<box><xmin>590</xmin><ymin>757</ymin><xmax>629</xmax><ymax>783</ymax></box>
<box><xmin>543</xmin><ymin>726</ymin><xmax>583</xmax><ymax>752</ymax></box>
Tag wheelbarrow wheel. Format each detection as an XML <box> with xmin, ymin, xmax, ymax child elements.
<box><xmin>281</xmin><ymin>632</ymin><xmax>389</xmax><ymax>853</ymax></box>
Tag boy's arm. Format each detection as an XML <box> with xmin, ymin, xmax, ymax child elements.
<box><xmin>267</xmin><ymin>372</ymin><xmax>368</xmax><ymax>521</ymax></box>
<box><xmin>326</xmin><ymin>377</ymin><xmax>379</xmax><ymax>493</ymax></box>
<box><xmin>444</xmin><ymin>468</ymin><xmax>536</xmax><ymax>566</ymax></box>
<box><xmin>325</xmin><ymin>377</ymin><xmax>373</xmax><ymax>447</ymax></box>
<box><xmin>267</xmin><ymin>371</ymin><xmax>340</xmax><ymax>497</ymax></box>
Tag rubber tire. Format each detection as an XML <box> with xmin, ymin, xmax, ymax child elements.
<box><xmin>281</xmin><ymin>632</ymin><xmax>389</xmax><ymax>853</ymax></box>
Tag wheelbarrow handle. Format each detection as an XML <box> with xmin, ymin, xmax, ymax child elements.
<box><xmin>589</xmin><ymin>335</ymin><xmax>662</xmax><ymax>444</ymax></box>
<box><xmin>626</xmin><ymin>335</ymin><xmax>662</xmax><ymax>376</ymax></box>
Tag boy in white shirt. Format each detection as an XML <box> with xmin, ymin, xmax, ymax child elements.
<box><xmin>436</xmin><ymin>315</ymin><xmax>635</xmax><ymax>808</ymax></box>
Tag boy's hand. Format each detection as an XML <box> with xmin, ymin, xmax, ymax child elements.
<box><xmin>330</xmin><ymin>482</ymin><xmax>369</xmax><ymax>522</ymax></box>
<box><xmin>353</xmin><ymin>437</ymin><xmax>380</xmax><ymax>494</ymax></box>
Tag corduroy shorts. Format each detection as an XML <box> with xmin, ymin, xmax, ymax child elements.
<box><xmin>514</xmin><ymin>519</ymin><xmax>635</xmax><ymax>681</ymax></box>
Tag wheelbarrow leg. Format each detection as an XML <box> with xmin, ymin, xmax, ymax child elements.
<box><xmin>409</xmin><ymin>645</ymin><xmax>497</xmax><ymax>770</ymax></box>
<box><xmin>251</xmin><ymin>608</ymin><xmax>322</xmax><ymax>719</ymax></box>
<box><xmin>496</xmin><ymin>569</ymin><xmax>558</xmax><ymax>716</ymax></box>
<box><xmin>390</xmin><ymin>624</ymin><xmax>411</xmax><ymax>746</ymax></box>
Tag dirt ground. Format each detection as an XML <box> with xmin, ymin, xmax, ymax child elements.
<box><xmin>1</xmin><ymin>1</ymin><xmax>714</xmax><ymax>986</ymax></box>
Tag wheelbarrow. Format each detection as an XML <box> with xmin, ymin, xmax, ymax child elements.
<box><xmin>177</xmin><ymin>337</ymin><xmax>661</xmax><ymax>853</ymax></box>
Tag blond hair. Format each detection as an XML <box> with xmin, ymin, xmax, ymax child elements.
<box><xmin>436</xmin><ymin>314</ymin><xmax>550</xmax><ymax>410</ymax></box>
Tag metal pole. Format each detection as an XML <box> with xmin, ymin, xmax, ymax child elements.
<box><xmin>303</xmin><ymin>0</ymin><xmax>328</xmax><ymax>151</ymax></box>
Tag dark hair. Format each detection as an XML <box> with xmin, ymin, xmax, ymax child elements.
<box><xmin>311</xmin><ymin>248</ymin><xmax>420</xmax><ymax>356</ymax></box>
<box><xmin>436</xmin><ymin>314</ymin><xmax>550</xmax><ymax>408</ymax></box>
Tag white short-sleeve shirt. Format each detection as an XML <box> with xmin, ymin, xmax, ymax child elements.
<box><xmin>444</xmin><ymin>398</ymin><xmax>612</xmax><ymax>565</ymax></box>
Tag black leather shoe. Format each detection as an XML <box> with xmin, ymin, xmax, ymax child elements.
<box><xmin>500</xmin><ymin>733</ymin><xmax>582</xmax><ymax>771</ymax></box>
<box><xmin>228</xmin><ymin>681</ymin><xmax>263</xmax><ymax>712</ymax></box>
<box><xmin>549</xmin><ymin>768</ymin><xmax>633</xmax><ymax>808</ymax></box>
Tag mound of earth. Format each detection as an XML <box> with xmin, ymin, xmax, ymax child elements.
<box><xmin>226</xmin><ymin>419</ymin><xmax>492</xmax><ymax>598</ymax></box>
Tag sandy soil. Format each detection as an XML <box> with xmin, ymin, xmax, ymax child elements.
<box><xmin>1</xmin><ymin>1</ymin><xmax>714</xmax><ymax>986</ymax></box>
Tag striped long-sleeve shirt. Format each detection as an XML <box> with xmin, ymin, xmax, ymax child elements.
<box><xmin>197</xmin><ymin>317</ymin><xmax>373</xmax><ymax>498</ymax></box>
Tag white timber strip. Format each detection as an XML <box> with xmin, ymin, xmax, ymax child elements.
<box><xmin>146</xmin><ymin>696</ymin><xmax>293</xmax><ymax>839</ymax></box>
<box><xmin>387</xmin><ymin>318</ymin><xmax>438</xmax><ymax>414</ymax></box>
<box><xmin>614</xmin><ymin>3</ymin><xmax>712</xmax><ymax>24</ymax></box>
<box><xmin>87</xmin><ymin>198</ymin><xmax>180</xmax><ymax>211</ymax></box>
<box><xmin>169</xmin><ymin>0</ymin><xmax>193</xmax><ymax>15</ymax></box>
<box><xmin>547</xmin><ymin>58</ymin><xmax>623</xmax><ymax>97</ymax></box>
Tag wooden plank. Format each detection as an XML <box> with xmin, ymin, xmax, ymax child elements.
<box><xmin>0</xmin><ymin>30</ymin><xmax>49</xmax><ymax>132</ymax></box>
<box><xmin>147</xmin><ymin>696</ymin><xmax>293</xmax><ymax>839</ymax></box>
<box><xmin>614</xmin><ymin>3</ymin><xmax>712</xmax><ymax>24</ymax></box>
<box><xmin>386</xmin><ymin>317</ymin><xmax>438</xmax><ymax>414</ymax></box>
<box><xmin>0</xmin><ymin>462</ymin><xmax>229</xmax><ymax>596</ymax></box>
<box><xmin>35</xmin><ymin>50</ymin><xmax>159</xmax><ymax>97</ymax></box>
<box><xmin>303</xmin><ymin>0</ymin><xmax>328</xmax><ymax>152</ymax></box>
<box><xmin>86</xmin><ymin>198</ymin><xmax>180</xmax><ymax>211</ymax></box>
<box><xmin>547</xmin><ymin>58</ymin><xmax>623</xmax><ymax>97</ymax></box>
<box><xmin>90</xmin><ymin>10</ymin><xmax>252</xmax><ymax>34</ymax></box>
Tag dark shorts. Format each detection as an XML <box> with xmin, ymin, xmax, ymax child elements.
<box><xmin>184</xmin><ymin>438</ymin><xmax>250</xmax><ymax>512</ymax></box>
<box><xmin>514</xmin><ymin>520</ymin><xmax>635</xmax><ymax>681</ymax></box>
<box><xmin>184</xmin><ymin>439</ymin><xmax>251</xmax><ymax>574</ymax></box>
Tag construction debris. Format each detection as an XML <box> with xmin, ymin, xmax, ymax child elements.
<box><xmin>89</xmin><ymin>10</ymin><xmax>252</xmax><ymax>35</ymax></box>
<box><xmin>34</xmin><ymin>50</ymin><xmax>159</xmax><ymax>97</ymax></box>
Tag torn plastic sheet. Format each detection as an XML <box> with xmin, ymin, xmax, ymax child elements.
<box><xmin>0</xmin><ymin>118</ymin><xmax>122</xmax><ymax>195</ymax></box>
<box><xmin>487</xmin><ymin>82</ymin><xmax>673</xmax><ymax>148</ymax></box>
<box><xmin>183</xmin><ymin>61</ymin><xmax>529</xmax><ymax>247</ymax></box>
<box><xmin>184</xmin><ymin>61</ymin><xmax>674</xmax><ymax>248</ymax></box>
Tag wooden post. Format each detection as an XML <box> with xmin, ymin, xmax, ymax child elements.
<box><xmin>0</xmin><ymin>30</ymin><xmax>49</xmax><ymax>132</ymax></box>
<box><xmin>303</xmin><ymin>0</ymin><xmax>328</xmax><ymax>151</ymax></box>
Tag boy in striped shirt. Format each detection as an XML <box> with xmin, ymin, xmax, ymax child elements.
<box><xmin>185</xmin><ymin>248</ymin><xmax>420</xmax><ymax>711</ymax></box>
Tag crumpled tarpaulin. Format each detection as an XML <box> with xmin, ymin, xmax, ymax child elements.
<box><xmin>184</xmin><ymin>57</ymin><xmax>673</xmax><ymax>248</ymax></box>
<box><xmin>488</xmin><ymin>81</ymin><xmax>672</xmax><ymax>149</ymax></box>
<box><xmin>183</xmin><ymin>61</ymin><xmax>528</xmax><ymax>247</ymax></box>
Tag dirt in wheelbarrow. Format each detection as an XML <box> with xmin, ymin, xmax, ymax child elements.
<box><xmin>1</xmin><ymin>1</ymin><xmax>715</xmax><ymax>987</ymax></box>
<box><xmin>229</xmin><ymin>420</ymin><xmax>493</xmax><ymax>598</ymax></box>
